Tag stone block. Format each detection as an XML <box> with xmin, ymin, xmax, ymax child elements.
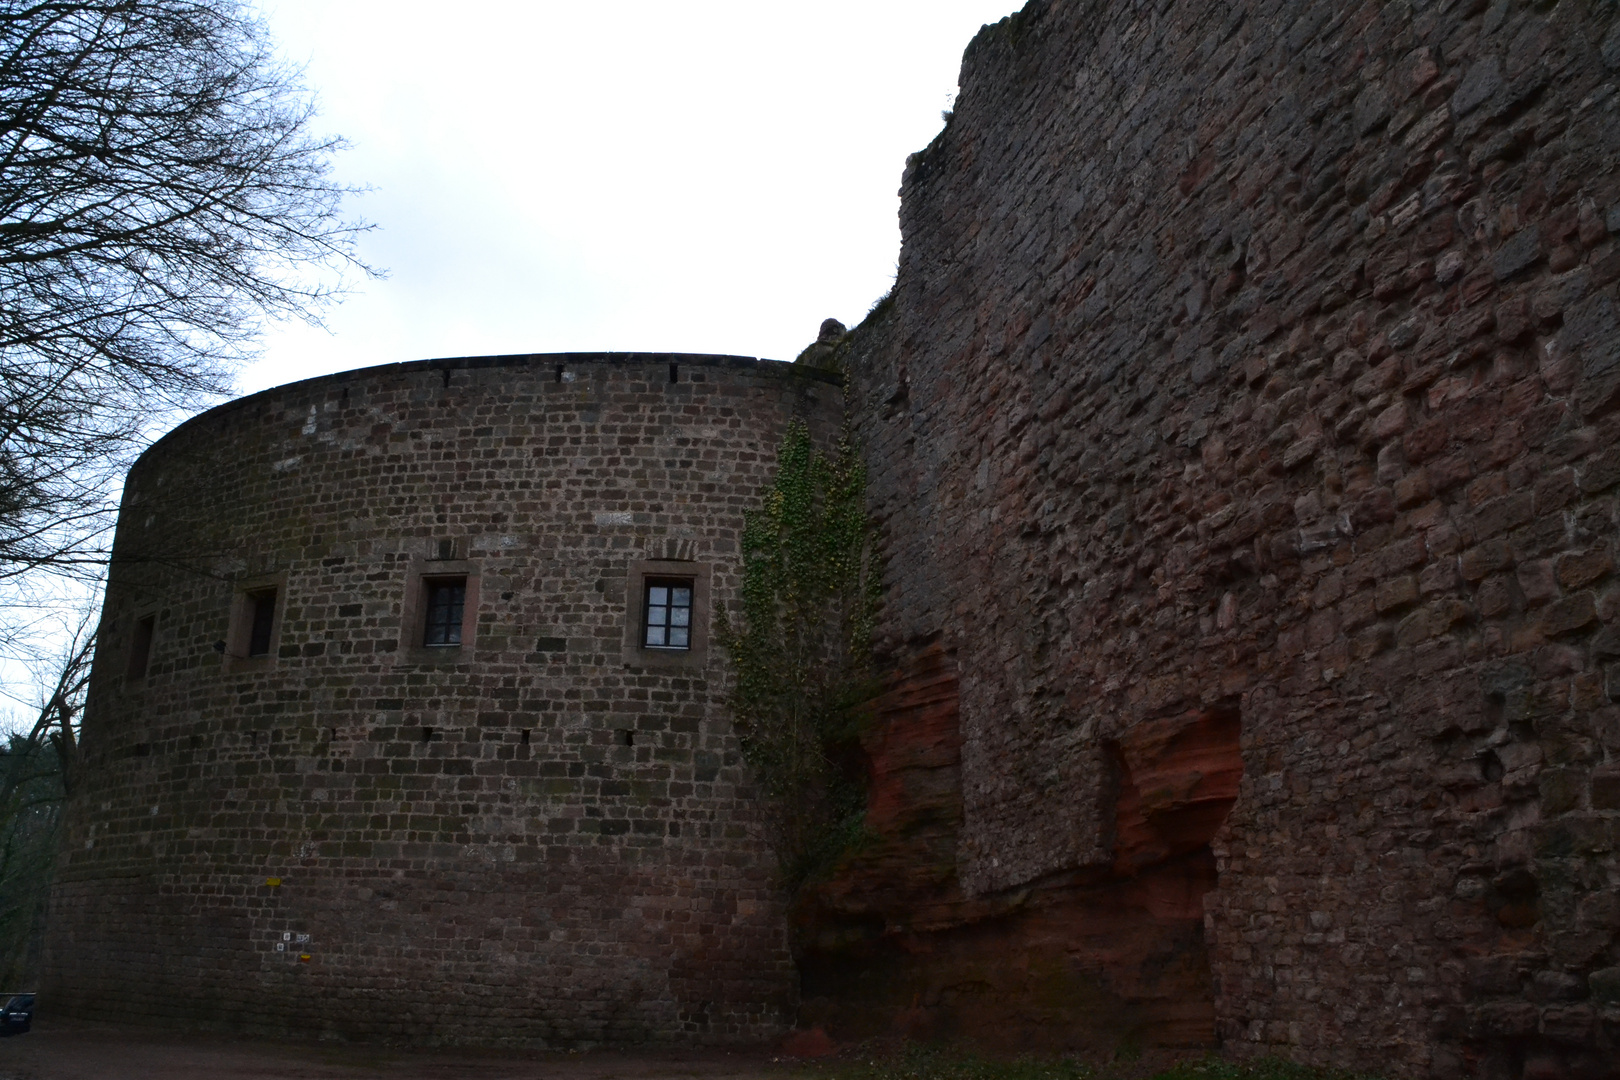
<box><xmin>1589</xmin><ymin>967</ymin><xmax>1620</xmax><ymax>1005</ymax></box>
<box><xmin>1475</xmin><ymin>1000</ymin><xmax>1540</xmax><ymax>1036</ymax></box>
<box><xmin>1519</xmin><ymin>559</ymin><xmax>1561</xmax><ymax>603</ymax></box>
<box><xmin>1462</xmin><ymin>539</ymin><xmax>1515</xmax><ymax>582</ymax></box>
<box><xmin>1594</xmin><ymin>625</ymin><xmax>1620</xmax><ymax>660</ymax></box>
<box><xmin>1557</xmin><ymin>546</ymin><xmax>1613</xmax><ymax>589</ymax></box>
<box><xmin>1453</xmin><ymin>56</ymin><xmax>1503</xmax><ymax>117</ymax></box>
<box><xmin>1539</xmin><ymin>593</ymin><xmax>1598</xmax><ymax>637</ymax></box>
<box><xmin>1494</xmin><ymin>228</ymin><xmax>1544</xmax><ymax>282</ymax></box>
<box><xmin>1591</xmin><ymin>765</ymin><xmax>1620</xmax><ymax>809</ymax></box>
<box><xmin>1472</xmin><ymin>492</ymin><xmax>1535</xmax><ymax>538</ymax></box>
<box><xmin>1567</xmin><ymin>291</ymin><xmax>1620</xmax><ymax>417</ymax></box>
<box><xmin>1375</xmin><ymin>575</ymin><xmax>1421</xmax><ymax>614</ymax></box>
<box><xmin>1578</xmin><ymin>448</ymin><xmax>1620</xmax><ymax>494</ymax></box>
<box><xmin>1541</xmin><ymin>1004</ymin><xmax>1596</xmax><ymax>1044</ymax></box>
<box><xmin>1530</xmin><ymin>970</ymin><xmax>1587</xmax><ymax>1005</ymax></box>
<box><xmin>1539</xmin><ymin>769</ymin><xmax>1585</xmax><ymax>814</ymax></box>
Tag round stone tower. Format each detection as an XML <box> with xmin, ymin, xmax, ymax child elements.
<box><xmin>44</xmin><ymin>352</ymin><xmax>843</xmax><ymax>1046</ymax></box>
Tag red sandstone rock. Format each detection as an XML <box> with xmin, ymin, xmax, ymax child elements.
<box><xmin>797</xmin><ymin>651</ymin><xmax>1238</xmax><ymax>1054</ymax></box>
<box><xmin>780</xmin><ymin>1027</ymin><xmax>837</xmax><ymax>1058</ymax></box>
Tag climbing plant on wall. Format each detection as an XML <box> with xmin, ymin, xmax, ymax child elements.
<box><xmin>718</xmin><ymin>418</ymin><xmax>882</xmax><ymax>890</ymax></box>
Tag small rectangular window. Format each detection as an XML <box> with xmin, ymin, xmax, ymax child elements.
<box><xmin>398</xmin><ymin>557</ymin><xmax>477</xmax><ymax>664</ymax></box>
<box><xmin>127</xmin><ymin>614</ymin><xmax>155</xmax><ymax>680</ymax></box>
<box><xmin>423</xmin><ymin>577</ymin><xmax>467</xmax><ymax>646</ymax></box>
<box><xmin>246</xmin><ymin>589</ymin><xmax>277</xmax><ymax>657</ymax></box>
<box><xmin>224</xmin><ymin>574</ymin><xmax>286</xmax><ymax>670</ymax></box>
<box><xmin>643</xmin><ymin>579</ymin><xmax>693</xmax><ymax>649</ymax></box>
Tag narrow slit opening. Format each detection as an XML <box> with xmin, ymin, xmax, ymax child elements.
<box><xmin>126</xmin><ymin>613</ymin><xmax>155</xmax><ymax>680</ymax></box>
<box><xmin>669</xmin><ymin>362</ymin><xmax>679</xmax><ymax>384</ymax></box>
<box><xmin>421</xmin><ymin>726</ymin><xmax>434</xmax><ymax>743</ymax></box>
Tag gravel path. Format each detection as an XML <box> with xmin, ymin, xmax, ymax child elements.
<box><xmin>0</xmin><ymin>1022</ymin><xmax>798</xmax><ymax>1080</ymax></box>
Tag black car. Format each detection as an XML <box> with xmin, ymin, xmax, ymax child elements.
<box><xmin>0</xmin><ymin>993</ymin><xmax>33</xmax><ymax>1035</ymax></box>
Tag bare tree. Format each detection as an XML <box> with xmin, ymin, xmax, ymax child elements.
<box><xmin>0</xmin><ymin>615</ymin><xmax>92</xmax><ymax>985</ymax></box>
<box><xmin>0</xmin><ymin>0</ymin><xmax>374</xmax><ymax>589</ymax></box>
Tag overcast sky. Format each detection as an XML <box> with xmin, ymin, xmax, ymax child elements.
<box><xmin>238</xmin><ymin>1</ymin><xmax>1020</xmax><ymax>396</ymax></box>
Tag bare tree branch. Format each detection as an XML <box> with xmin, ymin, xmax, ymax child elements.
<box><xmin>0</xmin><ymin>612</ymin><xmax>93</xmax><ymax>982</ymax></box>
<box><xmin>0</xmin><ymin>0</ymin><xmax>378</xmax><ymax>606</ymax></box>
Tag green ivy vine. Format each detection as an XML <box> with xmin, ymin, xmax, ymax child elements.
<box><xmin>718</xmin><ymin>417</ymin><xmax>882</xmax><ymax>890</ymax></box>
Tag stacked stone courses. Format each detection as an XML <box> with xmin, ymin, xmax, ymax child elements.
<box><xmin>45</xmin><ymin>353</ymin><xmax>841</xmax><ymax>1045</ymax></box>
<box><xmin>840</xmin><ymin>0</ymin><xmax>1620</xmax><ymax>1076</ymax></box>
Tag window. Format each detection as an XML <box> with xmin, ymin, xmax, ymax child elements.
<box><xmin>126</xmin><ymin>614</ymin><xmax>155</xmax><ymax>680</ymax></box>
<box><xmin>224</xmin><ymin>573</ymin><xmax>286</xmax><ymax>671</ymax></box>
<box><xmin>246</xmin><ymin>589</ymin><xmax>277</xmax><ymax>657</ymax></box>
<box><xmin>623</xmin><ymin>559</ymin><xmax>709</xmax><ymax>669</ymax></box>
<box><xmin>643</xmin><ymin>579</ymin><xmax>693</xmax><ymax>649</ymax></box>
<box><xmin>422</xmin><ymin>577</ymin><xmax>466</xmax><ymax>646</ymax></box>
<box><xmin>398</xmin><ymin>553</ymin><xmax>479</xmax><ymax>665</ymax></box>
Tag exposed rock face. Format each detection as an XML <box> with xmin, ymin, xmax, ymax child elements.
<box><xmin>837</xmin><ymin>0</ymin><xmax>1620</xmax><ymax>1074</ymax></box>
<box><xmin>799</xmin><ymin>653</ymin><xmax>1241</xmax><ymax>1053</ymax></box>
<box><xmin>1109</xmin><ymin>705</ymin><xmax>1243</xmax><ymax>879</ymax></box>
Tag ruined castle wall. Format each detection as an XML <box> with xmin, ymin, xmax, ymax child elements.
<box><xmin>845</xmin><ymin>1</ymin><xmax>1620</xmax><ymax>1074</ymax></box>
<box><xmin>45</xmin><ymin>353</ymin><xmax>841</xmax><ymax>1046</ymax></box>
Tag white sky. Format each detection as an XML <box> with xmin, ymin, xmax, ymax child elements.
<box><xmin>1</xmin><ymin>1</ymin><xmax>1021</xmax><ymax>725</ymax></box>
<box><xmin>238</xmin><ymin>0</ymin><xmax>1021</xmax><ymax>394</ymax></box>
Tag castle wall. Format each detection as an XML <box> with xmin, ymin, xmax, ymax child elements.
<box><xmin>836</xmin><ymin>1</ymin><xmax>1620</xmax><ymax>1075</ymax></box>
<box><xmin>44</xmin><ymin>353</ymin><xmax>842</xmax><ymax>1046</ymax></box>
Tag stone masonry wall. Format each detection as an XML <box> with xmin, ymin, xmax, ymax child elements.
<box><xmin>844</xmin><ymin>1</ymin><xmax>1620</xmax><ymax>1075</ymax></box>
<box><xmin>45</xmin><ymin>353</ymin><xmax>841</xmax><ymax>1046</ymax></box>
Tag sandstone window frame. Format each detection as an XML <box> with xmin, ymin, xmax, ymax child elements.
<box><xmin>622</xmin><ymin>559</ymin><xmax>709</xmax><ymax>670</ymax></box>
<box><xmin>222</xmin><ymin>571</ymin><xmax>287</xmax><ymax>674</ymax></box>
<box><xmin>398</xmin><ymin>556</ymin><xmax>480</xmax><ymax>666</ymax></box>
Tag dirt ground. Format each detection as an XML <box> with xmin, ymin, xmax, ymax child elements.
<box><xmin>0</xmin><ymin>1021</ymin><xmax>801</xmax><ymax>1080</ymax></box>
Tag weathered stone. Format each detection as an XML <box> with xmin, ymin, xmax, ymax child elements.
<box><xmin>1591</xmin><ymin>967</ymin><xmax>1620</xmax><ymax>1005</ymax></box>
<box><xmin>1540</xmin><ymin>593</ymin><xmax>1598</xmax><ymax>637</ymax></box>
<box><xmin>1558</xmin><ymin>546</ymin><xmax>1613</xmax><ymax>589</ymax></box>
<box><xmin>1453</xmin><ymin>56</ymin><xmax>1504</xmax><ymax>117</ymax></box>
<box><xmin>1542</xmin><ymin>1005</ymin><xmax>1596</xmax><ymax>1045</ymax></box>
<box><xmin>1568</xmin><ymin>291</ymin><xmax>1620</xmax><ymax>418</ymax></box>
<box><xmin>1604</xmin><ymin>22</ymin><xmax>1620</xmax><ymax>72</ymax></box>
<box><xmin>1494</xmin><ymin>227</ymin><xmax>1544</xmax><ymax>282</ymax></box>
<box><xmin>1373</xmin><ymin>575</ymin><xmax>1421</xmax><ymax>615</ymax></box>
<box><xmin>1592</xmin><ymin>765</ymin><xmax>1620</xmax><ymax>810</ymax></box>
<box><xmin>1476</xmin><ymin>1000</ymin><xmax>1540</xmax><ymax>1037</ymax></box>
